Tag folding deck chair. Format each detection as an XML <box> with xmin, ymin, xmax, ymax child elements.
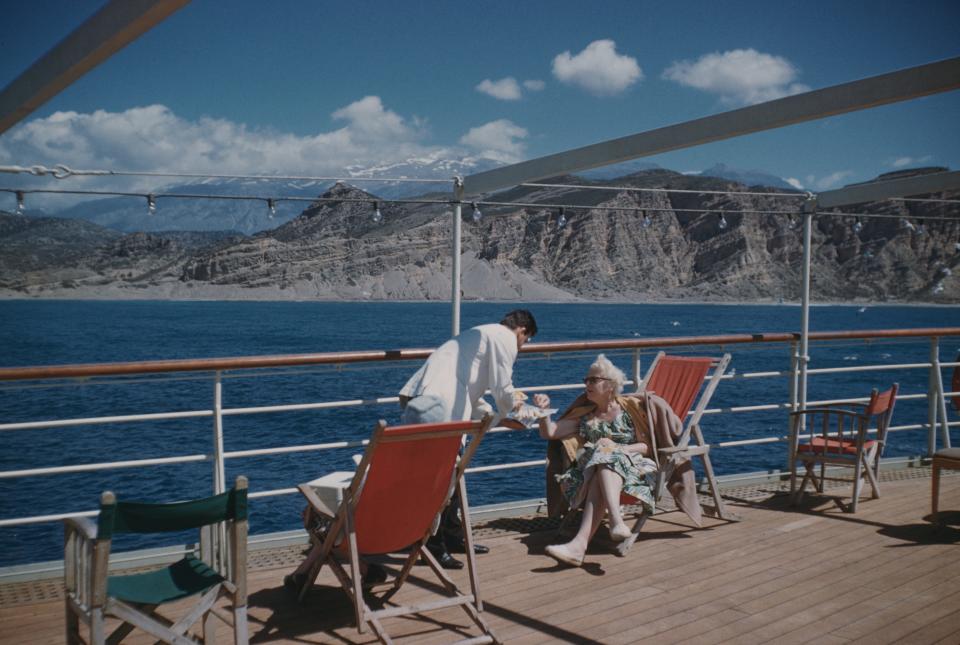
<box><xmin>287</xmin><ymin>416</ymin><xmax>499</xmax><ymax>645</ymax></box>
<box><xmin>63</xmin><ymin>476</ymin><xmax>249</xmax><ymax>645</ymax></box>
<box><xmin>615</xmin><ymin>351</ymin><xmax>734</xmax><ymax>554</ymax></box>
<box><xmin>789</xmin><ymin>384</ymin><xmax>898</xmax><ymax>513</ymax></box>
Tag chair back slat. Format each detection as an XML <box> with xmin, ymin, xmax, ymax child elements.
<box><xmin>353</xmin><ymin>420</ymin><xmax>480</xmax><ymax>555</ymax></box>
<box><xmin>98</xmin><ymin>487</ymin><xmax>247</xmax><ymax>539</ymax></box>
<box><xmin>865</xmin><ymin>384</ymin><xmax>897</xmax><ymax>418</ymax></box>
<box><xmin>645</xmin><ymin>356</ymin><xmax>713</xmax><ymax>421</ymax></box>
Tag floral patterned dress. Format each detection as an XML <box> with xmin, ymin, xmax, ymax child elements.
<box><xmin>555</xmin><ymin>410</ymin><xmax>658</xmax><ymax>513</ymax></box>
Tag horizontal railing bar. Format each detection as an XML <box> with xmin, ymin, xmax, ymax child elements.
<box><xmin>466</xmin><ymin>460</ymin><xmax>546</xmax><ymax>474</ymax></box>
<box><xmin>0</xmin><ymin>454</ymin><xmax>209</xmax><ymax>479</ymax></box>
<box><xmin>806</xmin><ymin>362</ymin><xmax>935</xmax><ymax>374</ymax></box>
<box><xmin>2</xmin><ymin>327</ymin><xmax>957</xmax><ymax>381</ymax></box>
<box><xmin>0</xmin><ymin>409</ymin><xmax>213</xmax><ymax>432</ymax></box>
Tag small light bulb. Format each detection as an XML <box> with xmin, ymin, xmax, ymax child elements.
<box><xmin>15</xmin><ymin>191</ymin><xmax>25</xmax><ymax>214</ymax></box>
<box><xmin>717</xmin><ymin>212</ymin><xmax>728</xmax><ymax>230</ymax></box>
<box><xmin>852</xmin><ymin>218</ymin><xmax>863</xmax><ymax>234</ymax></box>
<box><xmin>557</xmin><ymin>207</ymin><xmax>567</xmax><ymax>229</ymax></box>
<box><xmin>472</xmin><ymin>202</ymin><xmax>482</xmax><ymax>223</ymax></box>
<box><xmin>147</xmin><ymin>194</ymin><xmax>157</xmax><ymax>216</ymax></box>
<box><xmin>267</xmin><ymin>199</ymin><xmax>276</xmax><ymax>219</ymax></box>
<box><xmin>372</xmin><ymin>201</ymin><xmax>383</xmax><ymax>224</ymax></box>
<box><xmin>642</xmin><ymin>211</ymin><xmax>651</xmax><ymax>228</ymax></box>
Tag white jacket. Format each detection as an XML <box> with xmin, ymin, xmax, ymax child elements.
<box><xmin>399</xmin><ymin>323</ymin><xmax>519</xmax><ymax>421</ymax></box>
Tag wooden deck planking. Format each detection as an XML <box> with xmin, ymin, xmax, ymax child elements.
<box><xmin>0</xmin><ymin>470</ymin><xmax>957</xmax><ymax>644</ymax></box>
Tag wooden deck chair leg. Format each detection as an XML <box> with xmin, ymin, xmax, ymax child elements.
<box><xmin>65</xmin><ymin>603</ymin><xmax>81</xmax><ymax>645</ymax></box>
<box><xmin>692</xmin><ymin>425</ymin><xmax>735</xmax><ymax>520</ymax></box>
<box><xmin>818</xmin><ymin>462</ymin><xmax>826</xmax><ymax>493</ymax></box>
<box><xmin>203</xmin><ymin>609</ymin><xmax>217</xmax><ymax>644</ymax></box>
<box><xmin>90</xmin><ymin>608</ymin><xmax>105</xmax><ymax>645</ymax></box>
<box><xmin>232</xmin><ymin>605</ymin><xmax>248</xmax><ymax>645</ymax></box>
<box><xmin>862</xmin><ymin>453</ymin><xmax>881</xmax><ymax>499</ymax></box>
<box><xmin>850</xmin><ymin>458</ymin><xmax>864</xmax><ymax>513</ymax></box>
<box><xmin>344</xmin><ymin>509</ymin><xmax>365</xmax><ymax>633</ymax></box>
<box><xmin>792</xmin><ymin>462</ymin><xmax>813</xmax><ymax>505</ymax></box>
<box><xmin>932</xmin><ymin>460</ymin><xmax>942</xmax><ymax>521</ymax></box>
<box><xmin>456</xmin><ymin>477</ymin><xmax>483</xmax><ymax>611</ymax></box>
<box><xmin>381</xmin><ymin>545</ymin><xmax>421</xmax><ymax>603</ymax></box>
<box><xmin>614</xmin><ymin>510</ymin><xmax>649</xmax><ymax>557</ymax></box>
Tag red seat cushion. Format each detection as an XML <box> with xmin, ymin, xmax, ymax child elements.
<box><xmin>798</xmin><ymin>437</ymin><xmax>876</xmax><ymax>456</ymax></box>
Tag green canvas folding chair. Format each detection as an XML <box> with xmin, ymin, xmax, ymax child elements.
<box><xmin>64</xmin><ymin>476</ymin><xmax>249</xmax><ymax>645</ymax></box>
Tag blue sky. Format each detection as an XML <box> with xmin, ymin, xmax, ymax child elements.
<box><xmin>1</xmin><ymin>0</ymin><xmax>959</xmax><ymax>200</ymax></box>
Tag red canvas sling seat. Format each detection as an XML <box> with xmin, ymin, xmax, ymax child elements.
<box><xmin>287</xmin><ymin>416</ymin><xmax>499</xmax><ymax>644</ymax></box>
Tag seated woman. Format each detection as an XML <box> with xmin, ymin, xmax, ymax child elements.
<box><xmin>534</xmin><ymin>354</ymin><xmax>658</xmax><ymax>567</ymax></box>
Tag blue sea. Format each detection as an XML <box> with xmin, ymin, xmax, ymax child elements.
<box><xmin>0</xmin><ymin>300</ymin><xmax>958</xmax><ymax>567</ymax></box>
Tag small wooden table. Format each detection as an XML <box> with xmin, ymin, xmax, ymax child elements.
<box><xmin>932</xmin><ymin>448</ymin><xmax>960</xmax><ymax>521</ymax></box>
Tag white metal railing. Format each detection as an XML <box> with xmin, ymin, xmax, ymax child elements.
<box><xmin>0</xmin><ymin>329</ymin><xmax>957</xmax><ymax>532</ymax></box>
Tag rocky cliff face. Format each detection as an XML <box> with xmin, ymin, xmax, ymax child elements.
<box><xmin>3</xmin><ymin>170</ymin><xmax>958</xmax><ymax>302</ymax></box>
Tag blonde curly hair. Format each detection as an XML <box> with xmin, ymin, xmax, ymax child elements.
<box><xmin>588</xmin><ymin>354</ymin><xmax>626</xmax><ymax>395</ymax></box>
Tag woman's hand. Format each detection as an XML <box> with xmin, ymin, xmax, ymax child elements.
<box><xmin>596</xmin><ymin>437</ymin><xmax>616</xmax><ymax>454</ymax></box>
<box><xmin>532</xmin><ymin>393</ymin><xmax>551</xmax><ymax>409</ymax></box>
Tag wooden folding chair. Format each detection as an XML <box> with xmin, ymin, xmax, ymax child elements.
<box><xmin>64</xmin><ymin>476</ymin><xmax>249</xmax><ymax>645</ymax></box>
<box><xmin>789</xmin><ymin>384</ymin><xmax>898</xmax><ymax>512</ymax></box>
<box><xmin>614</xmin><ymin>352</ymin><xmax>734</xmax><ymax>554</ymax></box>
<box><xmin>287</xmin><ymin>416</ymin><xmax>499</xmax><ymax>645</ymax></box>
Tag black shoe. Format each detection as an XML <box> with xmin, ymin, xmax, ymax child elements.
<box><xmin>426</xmin><ymin>542</ymin><xmax>464</xmax><ymax>570</ymax></box>
<box><xmin>434</xmin><ymin>550</ymin><xmax>465</xmax><ymax>570</ymax></box>
<box><xmin>283</xmin><ymin>572</ymin><xmax>306</xmax><ymax>595</ymax></box>
<box><xmin>445</xmin><ymin>538</ymin><xmax>490</xmax><ymax>555</ymax></box>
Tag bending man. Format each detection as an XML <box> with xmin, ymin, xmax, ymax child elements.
<box><xmin>399</xmin><ymin>309</ymin><xmax>538</xmax><ymax>569</ymax></box>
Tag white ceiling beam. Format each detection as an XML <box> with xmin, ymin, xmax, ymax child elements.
<box><xmin>0</xmin><ymin>0</ymin><xmax>191</xmax><ymax>135</ymax></box>
<box><xmin>462</xmin><ymin>57</ymin><xmax>960</xmax><ymax>197</ymax></box>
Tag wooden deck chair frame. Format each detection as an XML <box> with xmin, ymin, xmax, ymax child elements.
<box><xmin>64</xmin><ymin>476</ymin><xmax>249</xmax><ymax>645</ymax></box>
<box><xmin>615</xmin><ymin>351</ymin><xmax>734</xmax><ymax>555</ymax></box>
<box><xmin>288</xmin><ymin>416</ymin><xmax>499</xmax><ymax>645</ymax></box>
<box><xmin>788</xmin><ymin>384</ymin><xmax>898</xmax><ymax>513</ymax></box>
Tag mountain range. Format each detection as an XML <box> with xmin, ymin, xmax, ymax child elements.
<box><xmin>2</xmin><ymin>166</ymin><xmax>957</xmax><ymax>303</ymax></box>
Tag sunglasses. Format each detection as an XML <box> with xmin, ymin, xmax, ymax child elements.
<box><xmin>583</xmin><ymin>376</ymin><xmax>611</xmax><ymax>385</ymax></box>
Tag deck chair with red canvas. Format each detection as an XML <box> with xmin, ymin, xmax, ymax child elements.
<box><xmin>548</xmin><ymin>352</ymin><xmax>734</xmax><ymax>556</ymax></box>
<box><xmin>286</xmin><ymin>416</ymin><xmax>499</xmax><ymax>645</ymax></box>
<box><xmin>617</xmin><ymin>351</ymin><xmax>735</xmax><ymax>553</ymax></box>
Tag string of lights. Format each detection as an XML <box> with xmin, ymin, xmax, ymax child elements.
<box><xmin>2</xmin><ymin>186</ymin><xmax>958</xmax><ymax>226</ymax></box>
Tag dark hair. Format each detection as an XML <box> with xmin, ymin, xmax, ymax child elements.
<box><xmin>500</xmin><ymin>309</ymin><xmax>538</xmax><ymax>337</ymax></box>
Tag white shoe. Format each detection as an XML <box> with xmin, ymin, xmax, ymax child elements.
<box><xmin>545</xmin><ymin>543</ymin><xmax>584</xmax><ymax>567</ymax></box>
<box><xmin>609</xmin><ymin>524</ymin><xmax>633</xmax><ymax>542</ymax></box>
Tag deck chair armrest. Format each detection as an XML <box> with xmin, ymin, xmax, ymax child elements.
<box><xmin>297</xmin><ymin>483</ymin><xmax>338</xmax><ymax>519</ymax></box>
<box><xmin>64</xmin><ymin>516</ymin><xmax>98</xmax><ymax>541</ymax></box>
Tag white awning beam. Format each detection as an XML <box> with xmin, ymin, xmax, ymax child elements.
<box><xmin>0</xmin><ymin>0</ymin><xmax>191</xmax><ymax>135</ymax></box>
<box><xmin>462</xmin><ymin>57</ymin><xmax>960</xmax><ymax>197</ymax></box>
<box><xmin>817</xmin><ymin>170</ymin><xmax>960</xmax><ymax>209</ymax></box>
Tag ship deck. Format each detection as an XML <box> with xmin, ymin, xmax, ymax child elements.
<box><xmin>3</xmin><ymin>467</ymin><xmax>959</xmax><ymax>644</ymax></box>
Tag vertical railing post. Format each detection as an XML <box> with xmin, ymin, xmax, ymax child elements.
<box><xmin>788</xmin><ymin>339</ymin><xmax>800</xmax><ymax>414</ymax></box>
<box><xmin>929</xmin><ymin>337</ymin><xmax>940</xmax><ymax>455</ymax></box>
<box><xmin>631</xmin><ymin>348</ymin><xmax>642</xmax><ymax>392</ymax></box>
<box><xmin>451</xmin><ymin>177</ymin><xmax>463</xmax><ymax>337</ymax></box>
<box><xmin>213</xmin><ymin>370</ymin><xmax>226</xmax><ymax>495</ymax></box>
<box><xmin>931</xmin><ymin>337</ymin><xmax>952</xmax><ymax>450</ymax></box>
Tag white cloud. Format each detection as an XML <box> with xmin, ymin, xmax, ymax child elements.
<box><xmin>476</xmin><ymin>77</ymin><xmax>523</xmax><ymax>101</ymax></box>
<box><xmin>0</xmin><ymin>99</ymin><xmax>463</xmax><ymax>204</ymax></box>
<box><xmin>523</xmin><ymin>79</ymin><xmax>546</xmax><ymax>91</ymax></box>
<box><xmin>552</xmin><ymin>39</ymin><xmax>642</xmax><ymax>96</ymax></box>
<box><xmin>663</xmin><ymin>49</ymin><xmax>810</xmax><ymax>106</ymax></box>
<box><xmin>810</xmin><ymin>171</ymin><xmax>853</xmax><ymax>191</ymax></box>
<box><xmin>458</xmin><ymin>119</ymin><xmax>528</xmax><ymax>163</ymax></box>
<box><xmin>890</xmin><ymin>155</ymin><xmax>932</xmax><ymax>168</ymax></box>
<box><xmin>785</xmin><ymin>177</ymin><xmax>804</xmax><ymax>190</ymax></box>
